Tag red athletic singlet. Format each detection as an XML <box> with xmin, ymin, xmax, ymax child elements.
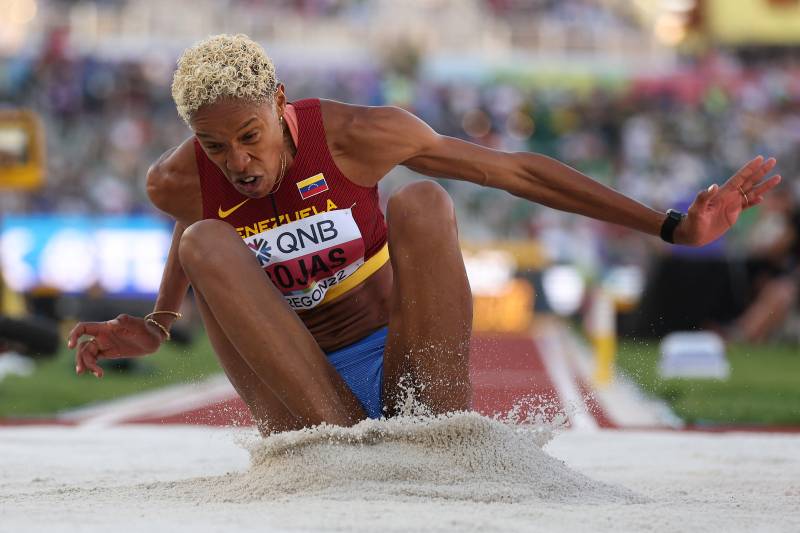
<box><xmin>195</xmin><ymin>99</ymin><xmax>390</xmax><ymax>318</ymax></box>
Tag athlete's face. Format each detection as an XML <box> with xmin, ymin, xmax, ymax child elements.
<box><xmin>190</xmin><ymin>87</ymin><xmax>287</xmax><ymax>198</ymax></box>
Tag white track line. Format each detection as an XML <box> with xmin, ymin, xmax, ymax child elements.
<box><xmin>61</xmin><ymin>374</ymin><xmax>237</xmax><ymax>428</ymax></box>
<box><xmin>534</xmin><ymin>323</ymin><xmax>599</xmax><ymax>432</ymax></box>
<box><xmin>556</xmin><ymin>326</ymin><xmax>683</xmax><ymax>429</ymax></box>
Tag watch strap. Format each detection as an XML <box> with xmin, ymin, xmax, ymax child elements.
<box><xmin>660</xmin><ymin>209</ymin><xmax>685</xmax><ymax>244</ymax></box>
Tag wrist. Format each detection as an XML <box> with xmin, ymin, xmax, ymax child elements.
<box><xmin>145</xmin><ymin>318</ymin><xmax>171</xmax><ymax>342</ymax></box>
<box><xmin>672</xmin><ymin>219</ymin><xmax>692</xmax><ymax>246</ymax></box>
<box><xmin>151</xmin><ymin>315</ymin><xmax>177</xmax><ymax>332</ymax></box>
<box><xmin>144</xmin><ymin>310</ymin><xmax>182</xmax><ymax>342</ymax></box>
<box><xmin>660</xmin><ymin>209</ymin><xmax>686</xmax><ymax>244</ymax></box>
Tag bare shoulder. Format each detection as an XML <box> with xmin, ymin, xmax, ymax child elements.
<box><xmin>320</xmin><ymin>100</ymin><xmax>433</xmax><ymax>144</ymax></box>
<box><xmin>146</xmin><ymin>136</ymin><xmax>202</xmax><ymax>224</ymax></box>
<box><xmin>318</xmin><ymin>99</ymin><xmax>394</xmax><ymax>127</ymax></box>
<box><xmin>318</xmin><ymin>100</ymin><xmax>438</xmax><ymax>186</ymax></box>
<box><xmin>318</xmin><ymin>100</ymin><xmax>373</xmax><ymax>155</ymax></box>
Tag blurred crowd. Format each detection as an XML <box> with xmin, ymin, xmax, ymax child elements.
<box><xmin>2</xmin><ymin>37</ymin><xmax>799</xmax><ymax>235</ymax></box>
<box><xmin>1</xmin><ymin>25</ymin><xmax>799</xmax><ymax>341</ymax></box>
<box><xmin>227</xmin><ymin>0</ymin><xmax>631</xmax><ymax>23</ymax></box>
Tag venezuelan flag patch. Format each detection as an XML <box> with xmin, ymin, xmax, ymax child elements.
<box><xmin>296</xmin><ymin>173</ymin><xmax>330</xmax><ymax>200</ymax></box>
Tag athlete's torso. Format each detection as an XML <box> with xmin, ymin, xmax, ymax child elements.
<box><xmin>195</xmin><ymin>99</ymin><xmax>392</xmax><ymax>351</ymax></box>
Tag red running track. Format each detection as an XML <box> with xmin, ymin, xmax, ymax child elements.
<box><xmin>1</xmin><ymin>332</ymin><xmax>613</xmax><ymax>428</ymax></box>
<box><xmin>126</xmin><ymin>332</ymin><xmax>592</xmax><ymax>427</ymax></box>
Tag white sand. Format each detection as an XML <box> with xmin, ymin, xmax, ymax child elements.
<box><xmin>153</xmin><ymin>412</ymin><xmax>637</xmax><ymax>506</ymax></box>
<box><xmin>1</xmin><ymin>420</ymin><xmax>799</xmax><ymax>532</ymax></box>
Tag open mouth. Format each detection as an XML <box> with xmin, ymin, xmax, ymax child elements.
<box><xmin>234</xmin><ymin>175</ymin><xmax>264</xmax><ymax>194</ymax></box>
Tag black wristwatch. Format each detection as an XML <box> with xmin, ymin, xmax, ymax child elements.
<box><xmin>660</xmin><ymin>209</ymin><xmax>685</xmax><ymax>244</ymax></box>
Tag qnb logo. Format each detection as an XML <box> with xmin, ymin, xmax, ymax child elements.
<box><xmin>247</xmin><ymin>238</ymin><xmax>272</xmax><ymax>266</ymax></box>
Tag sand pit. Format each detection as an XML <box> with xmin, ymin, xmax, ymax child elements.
<box><xmin>1</xmin><ymin>418</ymin><xmax>798</xmax><ymax>532</ymax></box>
<box><xmin>146</xmin><ymin>412</ymin><xmax>639</xmax><ymax>506</ymax></box>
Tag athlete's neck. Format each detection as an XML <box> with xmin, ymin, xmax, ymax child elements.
<box><xmin>283</xmin><ymin>103</ymin><xmax>299</xmax><ymax>157</ymax></box>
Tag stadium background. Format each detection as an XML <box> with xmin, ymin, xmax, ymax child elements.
<box><xmin>1</xmin><ymin>0</ymin><xmax>798</xmax><ymax>427</ymax></box>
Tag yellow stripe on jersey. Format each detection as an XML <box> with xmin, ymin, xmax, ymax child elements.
<box><xmin>322</xmin><ymin>243</ymin><xmax>389</xmax><ymax>304</ymax></box>
<box><xmin>296</xmin><ymin>173</ymin><xmax>326</xmax><ymax>189</ymax></box>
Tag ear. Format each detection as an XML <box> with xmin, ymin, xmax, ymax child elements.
<box><xmin>274</xmin><ymin>84</ymin><xmax>287</xmax><ymax>118</ymax></box>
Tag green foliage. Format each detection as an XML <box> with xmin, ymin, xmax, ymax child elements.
<box><xmin>617</xmin><ymin>340</ymin><xmax>800</xmax><ymax>426</ymax></box>
<box><xmin>0</xmin><ymin>336</ymin><xmax>221</xmax><ymax>419</ymax></box>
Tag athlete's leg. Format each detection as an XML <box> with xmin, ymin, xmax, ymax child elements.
<box><xmin>382</xmin><ymin>181</ymin><xmax>473</xmax><ymax>414</ymax></box>
<box><xmin>734</xmin><ymin>276</ymin><xmax>798</xmax><ymax>342</ymax></box>
<box><xmin>179</xmin><ymin>219</ymin><xmax>366</xmax><ymax>427</ymax></box>
<box><xmin>194</xmin><ymin>292</ymin><xmax>302</xmax><ymax>435</ymax></box>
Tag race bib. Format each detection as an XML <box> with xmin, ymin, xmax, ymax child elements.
<box><xmin>243</xmin><ymin>208</ymin><xmax>365</xmax><ymax>310</ymax></box>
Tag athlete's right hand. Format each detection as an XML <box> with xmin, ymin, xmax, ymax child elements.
<box><xmin>67</xmin><ymin>314</ymin><xmax>165</xmax><ymax>378</ymax></box>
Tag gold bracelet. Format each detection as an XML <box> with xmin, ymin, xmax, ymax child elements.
<box><xmin>145</xmin><ymin>318</ymin><xmax>171</xmax><ymax>341</ymax></box>
<box><xmin>144</xmin><ymin>310</ymin><xmax>182</xmax><ymax>321</ymax></box>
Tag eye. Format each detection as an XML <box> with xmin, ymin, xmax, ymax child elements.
<box><xmin>205</xmin><ymin>142</ymin><xmax>223</xmax><ymax>153</ymax></box>
<box><xmin>242</xmin><ymin>130</ymin><xmax>259</xmax><ymax>142</ymax></box>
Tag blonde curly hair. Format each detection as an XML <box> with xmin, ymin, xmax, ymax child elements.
<box><xmin>171</xmin><ymin>34</ymin><xmax>278</xmax><ymax>124</ymax></box>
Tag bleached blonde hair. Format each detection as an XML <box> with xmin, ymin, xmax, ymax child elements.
<box><xmin>171</xmin><ymin>34</ymin><xmax>278</xmax><ymax>124</ymax></box>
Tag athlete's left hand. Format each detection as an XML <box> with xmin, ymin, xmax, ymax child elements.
<box><xmin>674</xmin><ymin>156</ymin><xmax>781</xmax><ymax>247</ymax></box>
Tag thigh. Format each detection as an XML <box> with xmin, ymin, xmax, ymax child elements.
<box><xmin>382</xmin><ymin>181</ymin><xmax>473</xmax><ymax>414</ymax></box>
<box><xmin>194</xmin><ymin>292</ymin><xmax>303</xmax><ymax>436</ymax></box>
<box><xmin>180</xmin><ymin>219</ymin><xmax>366</xmax><ymax>428</ymax></box>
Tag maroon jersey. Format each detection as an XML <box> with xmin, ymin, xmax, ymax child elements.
<box><xmin>195</xmin><ymin>99</ymin><xmax>390</xmax><ymax>313</ymax></box>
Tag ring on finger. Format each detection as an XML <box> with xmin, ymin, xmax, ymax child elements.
<box><xmin>737</xmin><ymin>185</ymin><xmax>749</xmax><ymax>205</ymax></box>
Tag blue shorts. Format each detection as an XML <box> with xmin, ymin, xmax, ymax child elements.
<box><xmin>326</xmin><ymin>327</ymin><xmax>387</xmax><ymax>419</ymax></box>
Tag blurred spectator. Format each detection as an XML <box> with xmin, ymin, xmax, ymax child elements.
<box><xmin>729</xmin><ymin>189</ymin><xmax>800</xmax><ymax>343</ymax></box>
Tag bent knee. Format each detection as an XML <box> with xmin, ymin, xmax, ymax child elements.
<box><xmin>387</xmin><ymin>181</ymin><xmax>456</xmax><ymax>232</ymax></box>
<box><xmin>178</xmin><ymin>219</ymin><xmax>240</xmax><ymax>268</ymax></box>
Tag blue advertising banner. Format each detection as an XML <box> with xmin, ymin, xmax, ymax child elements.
<box><xmin>1</xmin><ymin>215</ymin><xmax>172</xmax><ymax>296</ymax></box>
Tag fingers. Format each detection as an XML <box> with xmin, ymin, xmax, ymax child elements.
<box><xmin>75</xmin><ymin>339</ymin><xmax>104</xmax><ymax>378</ymax></box>
<box><xmin>731</xmin><ymin>156</ymin><xmax>764</xmax><ymax>185</ymax></box>
<box><xmin>745</xmin><ymin>157</ymin><xmax>777</xmax><ymax>187</ymax></box>
<box><xmin>67</xmin><ymin>322</ymin><xmax>102</xmax><ymax>349</ymax></box>
<box><xmin>732</xmin><ymin>156</ymin><xmax>777</xmax><ymax>188</ymax></box>
<box><xmin>749</xmin><ymin>174</ymin><xmax>782</xmax><ymax>197</ymax></box>
<box><xmin>691</xmin><ymin>183</ymin><xmax>719</xmax><ymax>211</ymax></box>
<box><xmin>745</xmin><ymin>174</ymin><xmax>782</xmax><ymax>209</ymax></box>
<box><xmin>725</xmin><ymin>156</ymin><xmax>780</xmax><ymax>209</ymax></box>
<box><xmin>67</xmin><ymin>323</ymin><xmax>85</xmax><ymax>350</ymax></box>
<box><xmin>69</xmin><ymin>318</ymin><xmax>126</xmax><ymax>378</ymax></box>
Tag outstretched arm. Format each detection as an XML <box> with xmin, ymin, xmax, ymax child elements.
<box><xmin>67</xmin><ymin>140</ymin><xmax>201</xmax><ymax>377</ymax></box>
<box><xmin>344</xmin><ymin>105</ymin><xmax>781</xmax><ymax>247</ymax></box>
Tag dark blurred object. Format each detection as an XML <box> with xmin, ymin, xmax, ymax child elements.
<box><xmin>630</xmin><ymin>197</ymin><xmax>800</xmax><ymax>341</ymax></box>
<box><xmin>27</xmin><ymin>289</ymin><xmax>60</xmax><ymax>321</ymax></box>
<box><xmin>0</xmin><ymin>315</ymin><xmax>59</xmax><ymax>358</ymax></box>
<box><xmin>628</xmin><ymin>255</ymin><xmax>745</xmax><ymax>338</ymax></box>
